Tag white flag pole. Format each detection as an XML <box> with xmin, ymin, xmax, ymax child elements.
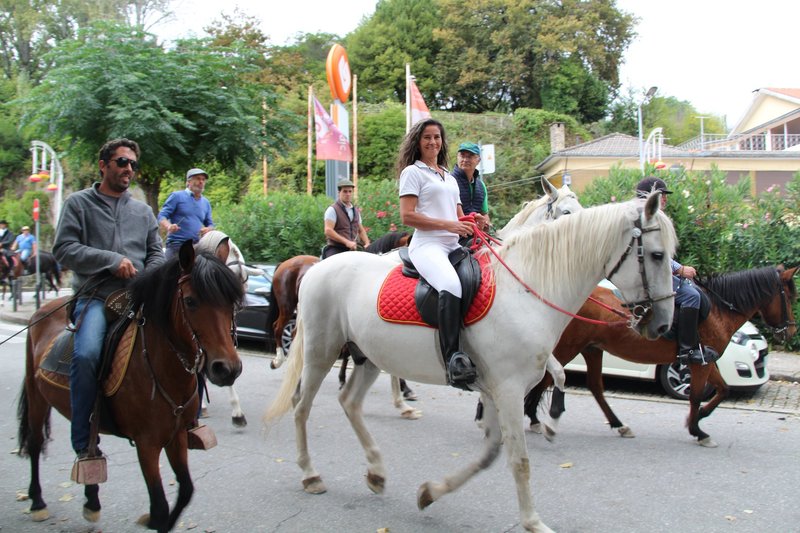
<box><xmin>405</xmin><ymin>63</ymin><xmax>411</xmax><ymax>134</ymax></box>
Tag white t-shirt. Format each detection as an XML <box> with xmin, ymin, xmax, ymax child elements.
<box><xmin>324</xmin><ymin>202</ymin><xmax>356</xmax><ymax>223</ymax></box>
<box><xmin>399</xmin><ymin>160</ymin><xmax>461</xmax><ymax>239</ymax></box>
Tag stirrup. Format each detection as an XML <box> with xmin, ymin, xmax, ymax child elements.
<box><xmin>71</xmin><ymin>454</ymin><xmax>107</xmax><ymax>485</ymax></box>
<box><xmin>688</xmin><ymin>346</ymin><xmax>720</xmax><ymax>366</ymax></box>
<box><xmin>447</xmin><ymin>353</ymin><xmax>477</xmax><ymax>390</ymax></box>
<box><xmin>188</xmin><ymin>424</ymin><xmax>217</xmax><ymax>450</ymax></box>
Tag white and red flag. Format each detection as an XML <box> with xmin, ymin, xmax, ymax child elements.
<box><xmin>313</xmin><ymin>96</ymin><xmax>352</xmax><ymax>162</ymax></box>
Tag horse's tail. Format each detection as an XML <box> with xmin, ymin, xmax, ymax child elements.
<box><xmin>264</xmin><ymin>317</ymin><xmax>305</xmax><ymax>424</ymax></box>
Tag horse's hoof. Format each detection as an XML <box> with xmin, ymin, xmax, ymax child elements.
<box><xmin>618</xmin><ymin>426</ymin><xmax>635</xmax><ymax>438</ymax></box>
<box><xmin>136</xmin><ymin>513</ymin><xmax>150</xmax><ymax>526</ymax></box>
<box><xmin>543</xmin><ymin>424</ymin><xmax>556</xmax><ymax>442</ymax></box>
<box><xmin>366</xmin><ymin>472</ymin><xmax>385</xmax><ymax>494</ymax></box>
<box><xmin>30</xmin><ymin>508</ymin><xmax>49</xmax><ymax>522</ymax></box>
<box><xmin>528</xmin><ymin>423</ymin><xmax>543</xmax><ymax>434</ymax></box>
<box><xmin>403</xmin><ymin>390</ymin><xmax>418</xmax><ymax>401</ymax></box>
<box><xmin>302</xmin><ymin>476</ymin><xmax>327</xmax><ymax>494</ymax></box>
<box><xmin>698</xmin><ymin>437</ymin><xmax>718</xmax><ymax>448</ymax></box>
<box><xmin>199</xmin><ymin>407</ymin><xmax>209</xmax><ymax>419</ymax></box>
<box><xmin>417</xmin><ymin>482</ymin><xmax>435</xmax><ymax>510</ymax></box>
<box><xmin>401</xmin><ymin>408</ymin><xmax>422</xmax><ymax>420</ymax></box>
<box><xmin>232</xmin><ymin>415</ymin><xmax>247</xmax><ymax>427</ymax></box>
<box><xmin>83</xmin><ymin>506</ymin><xmax>101</xmax><ymax>523</ymax></box>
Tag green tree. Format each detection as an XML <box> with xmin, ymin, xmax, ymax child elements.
<box><xmin>433</xmin><ymin>0</ymin><xmax>635</xmax><ymax>113</ymax></box>
<box><xmin>345</xmin><ymin>0</ymin><xmax>441</xmax><ymax>104</ymax></box>
<box><xmin>17</xmin><ymin>21</ymin><xmax>299</xmax><ymax>212</ymax></box>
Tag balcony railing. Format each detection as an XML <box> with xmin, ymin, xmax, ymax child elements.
<box><xmin>678</xmin><ymin>132</ymin><xmax>800</xmax><ymax>152</ymax></box>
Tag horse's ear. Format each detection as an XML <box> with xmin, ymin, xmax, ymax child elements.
<box><xmin>178</xmin><ymin>240</ymin><xmax>196</xmax><ymax>273</ymax></box>
<box><xmin>782</xmin><ymin>265</ymin><xmax>799</xmax><ymax>279</ymax></box>
<box><xmin>215</xmin><ymin>237</ymin><xmax>231</xmax><ymax>262</ymax></box>
<box><xmin>643</xmin><ymin>191</ymin><xmax>660</xmax><ymax>219</ymax></box>
<box><xmin>541</xmin><ymin>176</ymin><xmax>559</xmax><ymax>201</ymax></box>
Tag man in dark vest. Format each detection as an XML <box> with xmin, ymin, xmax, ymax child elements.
<box><xmin>322</xmin><ymin>179</ymin><xmax>370</xmax><ymax>259</ymax></box>
<box><xmin>452</xmin><ymin>142</ymin><xmax>490</xmax><ymax>230</ymax></box>
<box><xmin>0</xmin><ymin>219</ymin><xmax>15</xmax><ymax>268</ymax></box>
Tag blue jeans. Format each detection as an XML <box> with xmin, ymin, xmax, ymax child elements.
<box><xmin>673</xmin><ymin>276</ymin><xmax>700</xmax><ymax>309</ymax></box>
<box><xmin>69</xmin><ymin>298</ymin><xmax>108</xmax><ymax>452</ymax></box>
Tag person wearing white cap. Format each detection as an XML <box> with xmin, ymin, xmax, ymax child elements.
<box><xmin>158</xmin><ymin>168</ymin><xmax>214</xmax><ymax>259</ymax></box>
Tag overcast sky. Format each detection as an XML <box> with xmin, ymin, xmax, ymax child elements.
<box><xmin>155</xmin><ymin>0</ymin><xmax>800</xmax><ymax>129</ymax></box>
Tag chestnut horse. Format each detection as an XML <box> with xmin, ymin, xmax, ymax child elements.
<box><xmin>526</xmin><ymin>265</ymin><xmax>798</xmax><ymax>447</ymax></box>
<box><xmin>16</xmin><ymin>242</ymin><xmax>244</xmax><ymax>532</ymax></box>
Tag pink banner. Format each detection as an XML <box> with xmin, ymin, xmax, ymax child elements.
<box><xmin>409</xmin><ymin>79</ymin><xmax>432</xmax><ymax>126</ymax></box>
<box><xmin>313</xmin><ymin>97</ymin><xmax>352</xmax><ymax>162</ymax></box>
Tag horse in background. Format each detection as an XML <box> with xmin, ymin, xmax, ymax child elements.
<box><xmin>17</xmin><ymin>241</ymin><xmax>243</xmax><ymax>531</ymax></box>
<box><xmin>194</xmin><ymin>231</ymin><xmax>264</xmax><ymax>427</ymax></box>
<box><xmin>0</xmin><ymin>251</ymin><xmax>62</xmax><ymax>305</ymax></box>
<box><xmin>527</xmin><ymin>265</ymin><xmax>798</xmax><ymax>447</ymax></box>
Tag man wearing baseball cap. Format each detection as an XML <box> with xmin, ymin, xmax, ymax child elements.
<box><xmin>322</xmin><ymin>178</ymin><xmax>370</xmax><ymax>259</ymax></box>
<box><xmin>635</xmin><ymin>177</ymin><xmax>717</xmax><ymax>365</ymax></box>
<box><xmin>452</xmin><ymin>142</ymin><xmax>490</xmax><ymax>230</ymax></box>
<box><xmin>158</xmin><ymin>168</ymin><xmax>215</xmax><ymax>259</ymax></box>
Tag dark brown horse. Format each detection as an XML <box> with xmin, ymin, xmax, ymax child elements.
<box><xmin>16</xmin><ymin>242</ymin><xmax>244</xmax><ymax>532</ymax></box>
<box><xmin>526</xmin><ymin>265</ymin><xmax>798</xmax><ymax>447</ymax></box>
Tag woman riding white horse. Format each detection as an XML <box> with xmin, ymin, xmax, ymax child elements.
<box><xmin>265</xmin><ymin>192</ymin><xmax>676</xmax><ymax>533</ymax></box>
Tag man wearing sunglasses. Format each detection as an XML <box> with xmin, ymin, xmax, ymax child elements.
<box><xmin>157</xmin><ymin>168</ymin><xmax>215</xmax><ymax>260</ymax></box>
<box><xmin>54</xmin><ymin>138</ymin><xmax>165</xmax><ymax>462</ymax></box>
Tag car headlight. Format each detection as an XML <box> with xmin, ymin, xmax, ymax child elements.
<box><xmin>730</xmin><ymin>330</ymin><xmax>748</xmax><ymax>345</ymax></box>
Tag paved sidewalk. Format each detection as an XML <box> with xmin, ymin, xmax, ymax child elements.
<box><xmin>3</xmin><ymin>296</ymin><xmax>800</xmax><ymax>383</ymax></box>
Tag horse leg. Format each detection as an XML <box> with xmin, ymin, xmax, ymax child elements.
<box><xmin>17</xmin><ymin>381</ymin><xmax>51</xmax><ymax>522</ymax></box>
<box><xmin>698</xmin><ymin>364</ymin><xmax>728</xmax><ymax>421</ymax></box>
<box><xmin>490</xmin><ymin>392</ymin><xmax>554</xmax><ymax>533</ymax></box>
<box><xmin>163</xmin><ymin>435</ymin><xmax>194</xmax><ymax>531</ymax></box>
<box><xmin>390</xmin><ymin>374</ymin><xmax>421</xmax><ymax>420</ymax></box>
<box><xmin>400</xmin><ymin>378</ymin><xmax>418</xmax><ymax>400</ymax></box>
<box><xmin>582</xmin><ymin>347</ymin><xmax>633</xmax><ymax>437</ymax></box>
<box><xmin>83</xmin><ymin>484</ymin><xmax>101</xmax><ymax>522</ymax></box>
<box><xmin>524</xmin><ymin>376</ymin><xmax>550</xmax><ymax>433</ymax></box>
<box><xmin>338</xmin><ymin>353</ymin><xmax>349</xmax><ymax>389</ymax></box>
<box><xmin>339</xmin><ymin>360</ymin><xmax>387</xmax><ymax>493</ymax></box>
<box><xmin>293</xmin><ymin>343</ymin><xmax>339</xmax><ymax>495</ymax></box>
<box><xmin>134</xmin><ymin>444</ymin><xmax>171</xmax><ymax>532</ymax></box>
<box><xmin>686</xmin><ymin>363</ymin><xmax>724</xmax><ymax>447</ymax></box>
<box><xmin>227</xmin><ymin>385</ymin><xmax>247</xmax><ymax>427</ymax></box>
<box><xmin>418</xmin><ymin>392</ymin><xmax>503</xmax><ymax>509</ymax></box>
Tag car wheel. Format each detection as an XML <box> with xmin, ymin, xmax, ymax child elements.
<box><xmin>281</xmin><ymin>318</ymin><xmax>296</xmax><ymax>353</ymax></box>
<box><xmin>657</xmin><ymin>362</ymin><xmax>714</xmax><ymax>401</ymax></box>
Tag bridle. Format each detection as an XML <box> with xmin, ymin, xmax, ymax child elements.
<box><xmin>138</xmin><ymin>272</ymin><xmax>236</xmax><ymax>444</ymax></box>
<box><xmin>605</xmin><ymin>215</ymin><xmax>675</xmax><ymax>329</ymax></box>
<box><xmin>772</xmin><ymin>271</ymin><xmax>796</xmax><ymax>342</ymax></box>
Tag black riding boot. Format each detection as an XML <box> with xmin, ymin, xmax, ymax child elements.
<box><xmin>677</xmin><ymin>306</ymin><xmax>719</xmax><ymax>365</ymax></box>
<box><xmin>438</xmin><ymin>291</ymin><xmax>477</xmax><ymax>389</ymax></box>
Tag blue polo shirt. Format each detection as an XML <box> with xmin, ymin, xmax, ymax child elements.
<box><xmin>158</xmin><ymin>189</ymin><xmax>213</xmax><ymax>249</ymax></box>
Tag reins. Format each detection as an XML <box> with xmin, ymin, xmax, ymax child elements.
<box><xmin>460</xmin><ymin>214</ymin><xmax>632</xmax><ymax>327</ymax></box>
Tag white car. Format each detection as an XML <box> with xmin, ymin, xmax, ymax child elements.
<box><xmin>564</xmin><ymin>281</ymin><xmax>770</xmax><ymax>400</ymax></box>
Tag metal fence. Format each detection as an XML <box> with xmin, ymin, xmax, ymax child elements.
<box><xmin>679</xmin><ymin>133</ymin><xmax>800</xmax><ymax>152</ymax></box>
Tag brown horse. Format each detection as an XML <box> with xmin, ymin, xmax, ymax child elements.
<box><xmin>525</xmin><ymin>265</ymin><xmax>798</xmax><ymax>447</ymax></box>
<box><xmin>16</xmin><ymin>242</ymin><xmax>244</xmax><ymax>532</ymax></box>
<box><xmin>268</xmin><ymin>231</ymin><xmax>412</xmax><ymax>366</ymax></box>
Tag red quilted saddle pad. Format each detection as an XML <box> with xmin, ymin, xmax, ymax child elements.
<box><xmin>377</xmin><ymin>252</ymin><xmax>495</xmax><ymax>327</ymax></box>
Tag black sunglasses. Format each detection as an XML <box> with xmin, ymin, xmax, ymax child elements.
<box><xmin>108</xmin><ymin>157</ymin><xmax>139</xmax><ymax>171</ymax></box>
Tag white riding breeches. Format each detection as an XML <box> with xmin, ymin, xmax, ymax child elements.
<box><xmin>408</xmin><ymin>235</ymin><xmax>463</xmax><ymax>298</ymax></box>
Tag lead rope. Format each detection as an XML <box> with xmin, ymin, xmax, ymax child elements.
<box><xmin>459</xmin><ymin>214</ymin><xmax>631</xmax><ymax>327</ymax></box>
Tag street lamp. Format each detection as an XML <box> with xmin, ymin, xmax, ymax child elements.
<box><xmin>638</xmin><ymin>86</ymin><xmax>658</xmax><ymax>172</ymax></box>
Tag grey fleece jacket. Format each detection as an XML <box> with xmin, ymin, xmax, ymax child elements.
<box><xmin>54</xmin><ymin>183</ymin><xmax>165</xmax><ymax>299</ymax></box>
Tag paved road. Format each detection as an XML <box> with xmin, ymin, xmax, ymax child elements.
<box><xmin>2</xmin><ymin>328</ymin><xmax>800</xmax><ymax>533</ymax></box>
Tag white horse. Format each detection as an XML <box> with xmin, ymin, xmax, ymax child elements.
<box><xmin>196</xmin><ymin>230</ymin><xmax>264</xmax><ymax>427</ymax></box>
<box><xmin>265</xmin><ymin>194</ymin><xmax>676</xmax><ymax>533</ymax></box>
<box><xmin>498</xmin><ymin>176</ymin><xmax>582</xmax><ymax>238</ymax></box>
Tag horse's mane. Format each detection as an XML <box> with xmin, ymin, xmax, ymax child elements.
<box><xmin>129</xmin><ymin>252</ymin><xmax>244</xmax><ymax>331</ymax></box>
<box><xmin>497</xmin><ymin>200</ymin><xmax>677</xmax><ymax>298</ymax></box>
<box><xmin>699</xmin><ymin>266</ymin><xmax>794</xmax><ymax>310</ymax></box>
<box><xmin>366</xmin><ymin>231</ymin><xmax>409</xmax><ymax>254</ymax></box>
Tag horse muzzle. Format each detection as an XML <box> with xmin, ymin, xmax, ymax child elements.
<box><xmin>207</xmin><ymin>357</ymin><xmax>242</xmax><ymax>387</ymax></box>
